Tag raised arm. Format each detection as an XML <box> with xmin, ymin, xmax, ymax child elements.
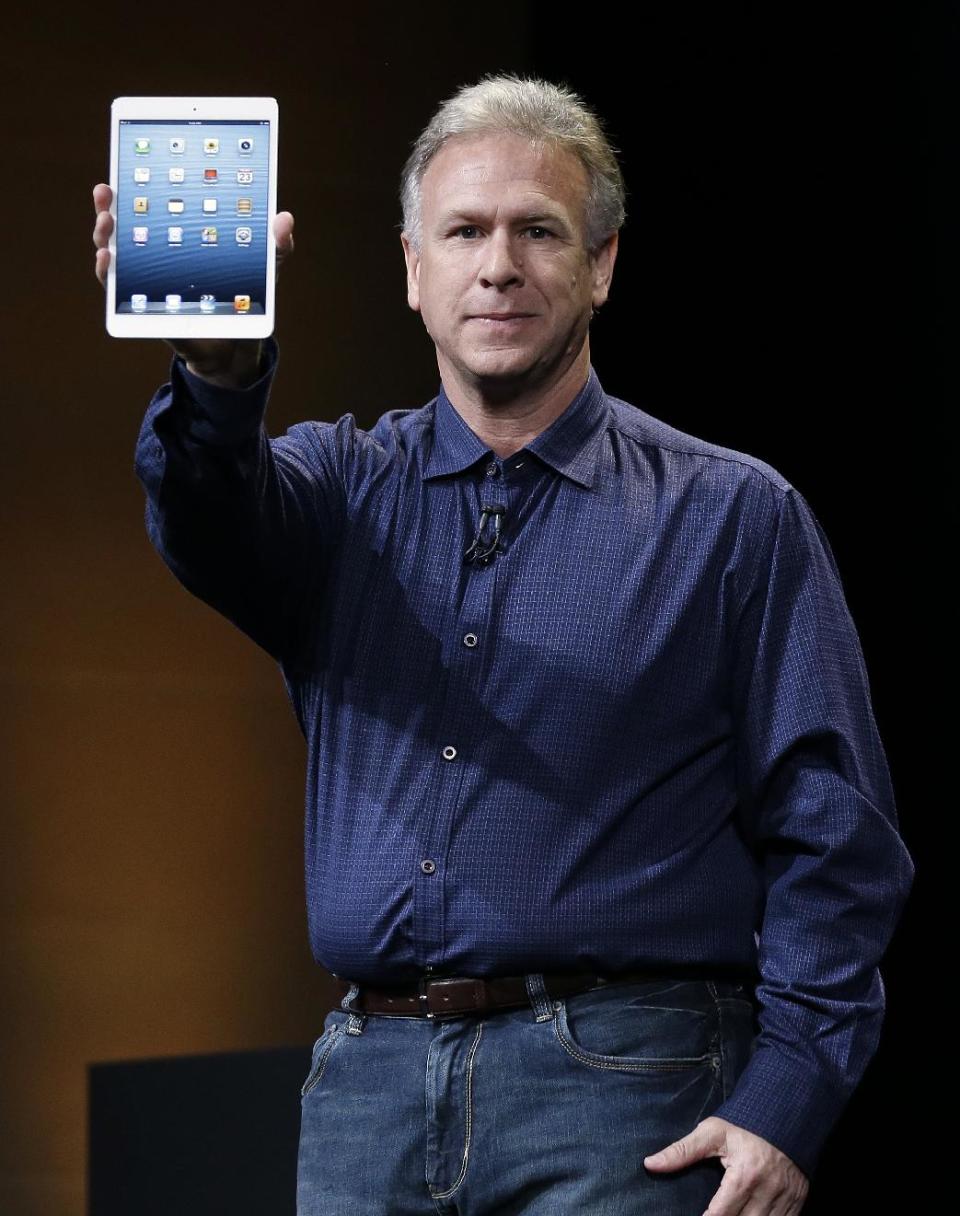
<box><xmin>94</xmin><ymin>184</ymin><xmax>343</xmax><ymax>664</ymax></box>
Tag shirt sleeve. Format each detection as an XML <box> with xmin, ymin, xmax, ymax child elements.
<box><xmin>710</xmin><ymin>484</ymin><xmax>914</xmax><ymax>1178</ymax></box>
<box><xmin>133</xmin><ymin>337</ymin><xmax>345</xmax><ymax>664</ymax></box>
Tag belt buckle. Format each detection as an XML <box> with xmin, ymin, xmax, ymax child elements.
<box><xmin>417</xmin><ymin>975</ymin><xmax>485</xmax><ymax>1020</ymax></box>
<box><xmin>417</xmin><ymin>975</ymin><xmax>434</xmax><ymax>1019</ymax></box>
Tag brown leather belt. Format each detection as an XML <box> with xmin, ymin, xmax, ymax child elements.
<box><xmin>332</xmin><ymin>969</ymin><xmax>672</xmax><ymax>1021</ymax></box>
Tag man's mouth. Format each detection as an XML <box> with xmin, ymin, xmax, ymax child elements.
<box><xmin>467</xmin><ymin>312</ymin><xmax>536</xmax><ymax>323</ymax></box>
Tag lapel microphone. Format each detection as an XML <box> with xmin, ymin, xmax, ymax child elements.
<box><xmin>463</xmin><ymin>504</ymin><xmax>506</xmax><ymax>565</ymax></box>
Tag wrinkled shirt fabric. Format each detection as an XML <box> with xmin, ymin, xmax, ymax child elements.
<box><xmin>135</xmin><ymin>337</ymin><xmax>913</xmax><ymax>1176</ymax></box>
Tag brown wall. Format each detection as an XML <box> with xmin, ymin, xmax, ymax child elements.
<box><xmin>1</xmin><ymin>11</ymin><xmax>528</xmax><ymax>1212</ymax></box>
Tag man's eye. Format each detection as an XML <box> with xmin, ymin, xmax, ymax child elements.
<box><xmin>456</xmin><ymin>225</ymin><xmax>479</xmax><ymax>239</ymax></box>
<box><xmin>526</xmin><ymin>226</ymin><xmax>551</xmax><ymax>239</ymax></box>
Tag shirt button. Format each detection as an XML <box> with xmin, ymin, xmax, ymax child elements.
<box><xmin>463</xmin><ymin>633</ymin><xmax>478</xmax><ymax>648</ymax></box>
<box><xmin>420</xmin><ymin>859</ymin><xmax>437</xmax><ymax>875</ymax></box>
<box><xmin>442</xmin><ymin>745</ymin><xmax>457</xmax><ymax>761</ymax></box>
<box><xmin>485</xmin><ymin>462</ymin><xmax>500</xmax><ymax>478</ymax></box>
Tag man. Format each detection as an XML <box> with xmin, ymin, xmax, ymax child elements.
<box><xmin>92</xmin><ymin>75</ymin><xmax>913</xmax><ymax>1215</ymax></box>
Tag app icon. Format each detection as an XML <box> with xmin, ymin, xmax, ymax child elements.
<box><xmin>134</xmin><ymin>167</ymin><xmax>151</xmax><ymax>184</ymax></box>
<box><xmin>236</xmin><ymin>169</ymin><xmax>254</xmax><ymax>185</ymax></box>
<box><xmin>132</xmin><ymin>226</ymin><xmax>149</xmax><ymax>244</ymax></box>
<box><xmin>168</xmin><ymin>166</ymin><xmax>185</xmax><ymax>184</ymax></box>
<box><xmin>199</xmin><ymin>294</ymin><xmax>216</xmax><ymax>313</ymax></box>
<box><xmin>236</xmin><ymin>198</ymin><xmax>253</xmax><ymax>216</ymax></box>
<box><xmin>131</xmin><ymin>294</ymin><xmax>147</xmax><ymax>312</ymax></box>
<box><xmin>167</xmin><ymin>226</ymin><xmax>183</xmax><ymax>245</ymax></box>
<box><xmin>234</xmin><ymin>295</ymin><xmax>251</xmax><ymax>312</ymax></box>
<box><xmin>134</xmin><ymin>138</ymin><xmax>150</xmax><ymax>155</ymax></box>
<box><xmin>133</xmin><ymin>196</ymin><xmax>148</xmax><ymax>214</ymax></box>
<box><xmin>235</xmin><ymin>226</ymin><xmax>253</xmax><ymax>245</ymax></box>
<box><xmin>169</xmin><ymin>137</ymin><xmax>186</xmax><ymax>154</ymax></box>
<box><xmin>168</xmin><ymin>198</ymin><xmax>185</xmax><ymax>214</ymax></box>
<box><xmin>237</xmin><ymin>137</ymin><xmax>254</xmax><ymax>155</ymax></box>
<box><xmin>165</xmin><ymin>294</ymin><xmax>182</xmax><ymax>312</ymax></box>
<box><xmin>202</xmin><ymin>198</ymin><xmax>218</xmax><ymax>214</ymax></box>
<box><xmin>204</xmin><ymin>168</ymin><xmax>219</xmax><ymax>183</ymax></box>
<box><xmin>204</xmin><ymin>137</ymin><xmax>220</xmax><ymax>155</ymax></box>
<box><xmin>201</xmin><ymin>226</ymin><xmax>218</xmax><ymax>244</ymax></box>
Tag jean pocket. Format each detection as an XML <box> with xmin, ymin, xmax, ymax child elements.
<box><xmin>552</xmin><ymin>980</ymin><xmax>720</xmax><ymax>1074</ymax></box>
<box><xmin>301</xmin><ymin>1016</ymin><xmax>347</xmax><ymax>1099</ymax></box>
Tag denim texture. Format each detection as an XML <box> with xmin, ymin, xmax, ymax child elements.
<box><xmin>296</xmin><ymin>976</ymin><xmax>757</xmax><ymax>1214</ymax></box>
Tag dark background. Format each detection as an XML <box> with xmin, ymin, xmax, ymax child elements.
<box><xmin>1</xmin><ymin>3</ymin><xmax>946</xmax><ymax>1212</ymax></box>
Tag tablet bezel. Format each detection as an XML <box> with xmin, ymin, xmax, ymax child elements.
<box><xmin>107</xmin><ymin>96</ymin><xmax>278</xmax><ymax>339</ymax></box>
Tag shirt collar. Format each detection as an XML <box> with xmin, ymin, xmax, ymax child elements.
<box><xmin>423</xmin><ymin>367</ymin><xmax>609</xmax><ymax>489</ymax></box>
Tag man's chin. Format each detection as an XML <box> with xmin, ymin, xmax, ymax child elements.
<box><xmin>467</xmin><ymin>366</ymin><xmax>541</xmax><ymax>403</ymax></box>
<box><xmin>437</xmin><ymin>336</ymin><xmax>588</xmax><ymax>404</ymax></box>
<box><xmin>458</xmin><ymin>351</ymin><xmax>550</xmax><ymax>396</ymax></box>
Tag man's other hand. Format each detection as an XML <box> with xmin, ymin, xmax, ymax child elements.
<box><xmin>644</xmin><ymin>1116</ymin><xmax>809</xmax><ymax>1215</ymax></box>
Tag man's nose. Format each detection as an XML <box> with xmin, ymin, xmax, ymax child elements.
<box><xmin>478</xmin><ymin>231</ymin><xmax>523</xmax><ymax>289</ymax></box>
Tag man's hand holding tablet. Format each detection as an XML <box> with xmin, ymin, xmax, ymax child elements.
<box><xmin>96</xmin><ymin>96</ymin><xmax>292</xmax><ymax>388</ymax></box>
<box><xmin>93</xmin><ymin>182</ymin><xmax>294</xmax><ymax>388</ymax></box>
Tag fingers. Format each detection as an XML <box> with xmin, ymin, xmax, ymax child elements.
<box><xmin>274</xmin><ymin>210</ymin><xmax>295</xmax><ymax>280</ymax></box>
<box><xmin>701</xmin><ymin>1166</ymin><xmax>772</xmax><ymax>1215</ymax></box>
<box><xmin>93</xmin><ymin>206</ymin><xmax>113</xmax><ymax>249</ymax></box>
<box><xmin>645</xmin><ymin>1119</ymin><xmax>722</xmax><ymax>1173</ymax></box>
<box><xmin>695</xmin><ymin>1123</ymin><xmax>809</xmax><ymax>1216</ymax></box>
<box><xmin>646</xmin><ymin>1122</ymin><xmax>809</xmax><ymax>1216</ymax></box>
<box><xmin>93</xmin><ymin>181</ymin><xmax>112</xmax><ymax>215</ymax></box>
<box><xmin>274</xmin><ymin>209</ymin><xmax>294</xmax><ymax>254</ymax></box>
<box><xmin>644</xmin><ymin>1138</ymin><xmax>690</xmax><ymax>1171</ymax></box>
<box><xmin>94</xmin><ymin>247</ymin><xmax>111</xmax><ymax>288</ymax></box>
<box><xmin>92</xmin><ymin>184</ymin><xmax>115</xmax><ymax>287</ymax></box>
<box><xmin>702</xmin><ymin>1173</ymin><xmax>783</xmax><ymax>1216</ymax></box>
<box><xmin>93</xmin><ymin>184</ymin><xmax>294</xmax><ymax>290</ymax></box>
<box><xmin>703</xmin><ymin>1179</ymin><xmax>804</xmax><ymax>1216</ymax></box>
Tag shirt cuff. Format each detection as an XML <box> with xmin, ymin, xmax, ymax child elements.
<box><xmin>172</xmin><ymin>335</ymin><xmax>279</xmax><ymax>446</ymax></box>
<box><xmin>710</xmin><ymin>1043</ymin><xmax>845</xmax><ymax>1179</ymax></box>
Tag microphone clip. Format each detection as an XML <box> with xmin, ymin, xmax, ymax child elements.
<box><xmin>463</xmin><ymin>503</ymin><xmax>506</xmax><ymax>566</ymax></box>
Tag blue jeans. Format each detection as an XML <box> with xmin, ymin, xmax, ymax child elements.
<box><xmin>297</xmin><ymin>973</ymin><xmax>758</xmax><ymax>1214</ymax></box>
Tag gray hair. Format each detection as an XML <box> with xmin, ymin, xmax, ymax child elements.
<box><xmin>400</xmin><ymin>73</ymin><xmax>626</xmax><ymax>254</ymax></box>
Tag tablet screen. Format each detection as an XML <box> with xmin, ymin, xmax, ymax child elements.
<box><xmin>115</xmin><ymin>118</ymin><xmax>271</xmax><ymax>316</ymax></box>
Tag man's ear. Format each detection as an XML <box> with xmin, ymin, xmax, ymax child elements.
<box><xmin>400</xmin><ymin>233</ymin><xmax>421</xmax><ymax>312</ymax></box>
<box><xmin>590</xmin><ymin>231</ymin><xmax>619</xmax><ymax>310</ymax></box>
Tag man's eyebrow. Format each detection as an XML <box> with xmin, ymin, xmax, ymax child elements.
<box><xmin>514</xmin><ymin>211</ymin><xmax>572</xmax><ymax>227</ymax></box>
<box><xmin>435</xmin><ymin>208</ymin><xmax>574</xmax><ymax>229</ymax></box>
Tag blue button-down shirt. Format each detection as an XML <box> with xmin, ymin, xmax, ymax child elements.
<box><xmin>135</xmin><ymin>337</ymin><xmax>913</xmax><ymax>1175</ymax></box>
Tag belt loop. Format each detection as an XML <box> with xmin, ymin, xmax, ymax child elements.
<box><xmin>340</xmin><ymin>981</ymin><xmax>367</xmax><ymax>1035</ymax></box>
<box><xmin>524</xmin><ymin>973</ymin><xmax>554</xmax><ymax>1023</ymax></box>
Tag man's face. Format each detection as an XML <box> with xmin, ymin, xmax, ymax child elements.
<box><xmin>401</xmin><ymin>132</ymin><xmax>617</xmax><ymax>402</ymax></box>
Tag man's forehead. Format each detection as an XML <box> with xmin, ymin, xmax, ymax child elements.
<box><xmin>424</xmin><ymin>133</ymin><xmax>585</xmax><ymax>192</ymax></box>
<box><xmin>422</xmin><ymin>133</ymin><xmax>588</xmax><ymax>214</ymax></box>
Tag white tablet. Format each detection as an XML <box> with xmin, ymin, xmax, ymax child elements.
<box><xmin>107</xmin><ymin>96</ymin><xmax>278</xmax><ymax>338</ymax></box>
